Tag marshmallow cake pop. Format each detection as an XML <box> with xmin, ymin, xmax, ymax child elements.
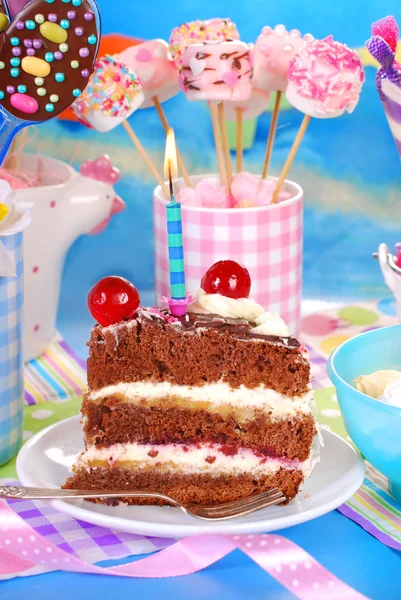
<box><xmin>72</xmin><ymin>54</ymin><xmax>145</xmax><ymax>133</ymax></box>
<box><xmin>286</xmin><ymin>36</ymin><xmax>364</xmax><ymax>118</ymax></box>
<box><xmin>169</xmin><ymin>18</ymin><xmax>239</xmax><ymax>70</ymax></box>
<box><xmin>253</xmin><ymin>25</ymin><xmax>313</xmax><ymax>93</ymax></box>
<box><xmin>119</xmin><ymin>40</ymin><xmax>179</xmax><ymax>109</ymax></box>
<box><xmin>180</xmin><ymin>40</ymin><xmax>253</xmax><ymax>102</ymax></box>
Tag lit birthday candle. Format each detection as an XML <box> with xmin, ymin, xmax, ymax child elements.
<box><xmin>163</xmin><ymin>128</ymin><xmax>191</xmax><ymax>316</ymax></box>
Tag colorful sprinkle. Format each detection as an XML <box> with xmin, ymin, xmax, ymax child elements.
<box><xmin>55</xmin><ymin>72</ymin><xmax>65</xmax><ymax>82</ymax></box>
<box><xmin>26</xmin><ymin>49</ymin><xmax>36</xmax><ymax>56</ymax></box>
<box><xmin>35</xmin><ymin>14</ymin><xmax>45</xmax><ymax>24</ymax></box>
<box><xmin>0</xmin><ymin>91</ymin><xmax>4</xmax><ymax>100</ymax></box>
<box><xmin>62</xmin><ymin>0</ymin><xmax>71</xmax><ymax>2</ymax></box>
<box><xmin>33</xmin><ymin>39</ymin><xmax>42</xmax><ymax>49</ymax></box>
<box><xmin>10</xmin><ymin>58</ymin><xmax>20</xmax><ymax>67</ymax></box>
<box><xmin>60</xmin><ymin>19</ymin><xmax>70</xmax><ymax>29</ymax></box>
<box><xmin>87</xmin><ymin>34</ymin><xmax>96</xmax><ymax>45</ymax></box>
<box><xmin>84</xmin><ymin>11</ymin><xmax>94</xmax><ymax>20</ymax></box>
<box><xmin>22</xmin><ymin>56</ymin><xmax>51</xmax><ymax>77</ymax></box>
<box><xmin>10</xmin><ymin>68</ymin><xmax>20</xmax><ymax>77</ymax></box>
<box><xmin>45</xmin><ymin>52</ymin><xmax>54</xmax><ymax>62</ymax></box>
<box><xmin>74</xmin><ymin>26</ymin><xmax>83</xmax><ymax>36</ymax></box>
<box><xmin>79</xmin><ymin>47</ymin><xmax>89</xmax><ymax>58</ymax></box>
<box><xmin>11</xmin><ymin>37</ymin><xmax>20</xmax><ymax>46</ymax></box>
<box><xmin>45</xmin><ymin>0</ymin><xmax>55</xmax><ymax>3</ymax></box>
<box><xmin>6</xmin><ymin>86</ymin><xmax>15</xmax><ymax>93</ymax></box>
<box><xmin>50</xmin><ymin>94</ymin><xmax>59</xmax><ymax>102</ymax></box>
<box><xmin>72</xmin><ymin>88</ymin><xmax>81</xmax><ymax>97</ymax></box>
<box><xmin>45</xmin><ymin>103</ymin><xmax>55</xmax><ymax>112</ymax></box>
<box><xmin>23</xmin><ymin>39</ymin><xmax>33</xmax><ymax>48</ymax></box>
<box><xmin>48</xmin><ymin>13</ymin><xmax>57</xmax><ymax>22</ymax></box>
<box><xmin>54</xmin><ymin>51</ymin><xmax>63</xmax><ymax>60</ymax></box>
<box><xmin>0</xmin><ymin>62</ymin><xmax>4</xmax><ymax>70</ymax></box>
<box><xmin>16</xmin><ymin>21</ymin><xmax>24</xmax><ymax>30</ymax></box>
<box><xmin>72</xmin><ymin>0</ymin><xmax>82</xmax><ymax>5</ymax></box>
<box><xmin>81</xmin><ymin>68</ymin><xmax>89</xmax><ymax>77</ymax></box>
<box><xmin>59</xmin><ymin>43</ymin><xmax>68</xmax><ymax>52</ymax></box>
<box><xmin>17</xmin><ymin>84</ymin><xmax>27</xmax><ymax>93</ymax></box>
<box><xmin>67</xmin><ymin>10</ymin><xmax>76</xmax><ymax>19</ymax></box>
<box><xmin>25</xmin><ymin>20</ymin><xmax>36</xmax><ymax>30</ymax></box>
<box><xmin>37</xmin><ymin>87</ymin><xmax>47</xmax><ymax>96</ymax></box>
<box><xmin>71</xmin><ymin>60</ymin><xmax>79</xmax><ymax>68</ymax></box>
<box><xmin>34</xmin><ymin>77</ymin><xmax>44</xmax><ymax>85</ymax></box>
<box><xmin>12</xmin><ymin>47</ymin><xmax>22</xmax><ymax>56</ymax></box>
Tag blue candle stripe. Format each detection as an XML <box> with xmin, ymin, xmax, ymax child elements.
<box><xmin>167</xmin><ymin>220</ymin><xmax>183</xmax><ymax>234</ymax></box>
<box><xmin>166</xmin><ymin>200</ymin><xmax>186</xmax><ymax>302</ymax></box>
<box><xmin>170</xmin><ymin>271</ymin><xmax>185</xmax><ymax>285</ymax></box>
<box><xmin>168</xmin><ymin>246</ymin><xmax>184</xmax><ymax>259</ymax></box>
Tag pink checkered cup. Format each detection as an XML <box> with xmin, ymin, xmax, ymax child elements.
<box><xmin>153</xmin><ymin>174</ymin><xmax>303</xmax><ymax>335</ymax></box>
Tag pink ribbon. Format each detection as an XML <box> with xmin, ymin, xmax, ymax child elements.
<box><xmin>0</xmin><ymin>499</ymin><xmax>367</xmax><ymax>598</ymax></box>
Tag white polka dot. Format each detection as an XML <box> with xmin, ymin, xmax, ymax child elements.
<box><xmin>40</xmin><ymin>560</ymin><xmax>46</xmax><ymax>564</ymax></box>
<box><xmin>274</xmin><ymin>538</ymin><xmax>281</xmax><ymax>544</ymax></box>
<box><xmin>34</xmin><ymin>549</ymin><xmax>40</xmax><ymax>555</ymax></box>
<box><xmin>328</xmin><ymin>580</ymin><xmax>335</xmax><ymax>588</ymax></box>
<box><xmin>331</xmin><ymin>394</ymin><xmax>338</xmax><ymax>403</ymax></box>
<box><xmin>322</xmin><ymin>408</ymin><xmax>341</xmax><ymax>418</ymax></box>
<box><xmin>313</xmin><ymin>583</ymin><xmax>320</xmax><ymax>590</ymax></box>
<box><xmin>52</xmin><ymin>559</ymin><xmax>58</xmax><ymax>564</ymax></box>
<box><xmin>17</xmin><ymin>537</ymin><xmax>23</xmax><ymax>544</ymax></box>
<box><xmin>245</xmin><ymin>542</ymin><xmax>253</xmax><ymax>548</ymax></box>
<box><xmin>260</xmin><ymin>540</ymin><xmax>267</xmax><ymax>546</ymax></box>
<box><xmin>290</xmin><ymin>564</ymin><xmax>297</xmax><ymax>571</ymax></box>
<box><xmin>29</xmin><ymin>535</ymin><xmax>36</xmax><ymax>542</ymax></box>
<box><xmin>22</xmin><ymin>550</ymin><xmax>28</xmax><ymax>556</ymax></box>
<box><xmin>233</xmin><ymin>535</ymin><xmax>240</xmax><ymax>540</ymax></box>
<box><xmin>292</xmin><ymin>579</ymin><xmax>299</xmax><ymax>587</ymax></box>
<box><xmin>64</xmin><ymin>557</ymin><xmax>70</xmax><ymax>563</ymax></box>
<box><xmin>247</xmin><ymin>535</ymin><xmax>254</xmax><ymax>539</ymax></box>
<box><xmin>304</xmin><ymin>560</ymin><xmax>312</xmax><ymax>569</ymax></box>
<box><xmin>275</xmin><ymin>565</ymin><xmax>282</xmax><ymax>573</ymax></box>
<box><xmin>23</xmin><ymin>430</ymin><xmax>33</xmax><ymax>440</ymax></box>
<box><xmin>4</xmin><ymin>539</ymin><xmax>10</xmax><ymax>545</ymax></box>
<box><xmin>46</xmin><ymin>547</ymin><xmax>52</xmax><ymax>553</ymax></box>
<box><xmin>32</xmin><ymin>410</ymin><xmax>53</xmax><ymax>420</ymax></box>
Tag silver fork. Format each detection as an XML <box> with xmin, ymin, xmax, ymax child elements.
<box><xmin>0</xmin><ymin>485</ymin><xmax>285</xmax><ymax>521</ymax></box>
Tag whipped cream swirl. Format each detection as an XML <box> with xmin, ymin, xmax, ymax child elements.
<box><xmin>187</xmin><ymin>289</ymin><xmax>290</xmax><ymax>336</ymax></box>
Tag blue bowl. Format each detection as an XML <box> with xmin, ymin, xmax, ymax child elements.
<box><xmin>327</xmin><ymin>325</ymin><xmax>401</xmax><ymax>502</ymax></box>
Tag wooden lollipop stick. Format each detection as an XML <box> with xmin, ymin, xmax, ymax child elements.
<box><xmin>122</xmin><ymin>120</ymin><xmax>170</xmax><ymax>198</ymax></box>
<box><xmin>209</xmin><ymin>102</ymin><xmax>227</xmax><ymax>188</ymax></box>
<box><xmin>261</xmin><ymin>90</ymin><xmax>282</xmax><ymax>179</ymax></box>
<box><xmin>236</xmin><ymin>107</ymin><xmax>243</xmax><ymax>173</ymax></box>
<box><xmin>218</xmin><ymin>102</ymin><xmax>233</xmax><ymax>188</ymax></box>
<box><xmin>152</xmin><ymin>96</ymin><xmax>193</xmax><ymax>188</ymax></box>
<box><xmin>15</xmin><ymin>127</ymin><xmax>29</xmax><ymax>171</ymax></box>
<box><xmin>272</xmin><ymin>114</ymin><xmax>311</xmax><ymax>203</ymax></box>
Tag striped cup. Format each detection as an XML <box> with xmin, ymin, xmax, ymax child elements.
<box><xmin>0</xmin><ymin>233</ymin><xmax>24</xmax><ymax>466</ymax></box>
<box><xmin>154</xmin><ymin>174</ymin><xmax>303</xmax><ymax>335</ymax></box>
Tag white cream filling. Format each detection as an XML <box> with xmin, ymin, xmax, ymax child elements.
<box><xmin>88</xmin><ymin>380</ymin><xmax>315</xmax><ymax>419</ymax></box>
<box><xmin>77</xmin><ymin>442</ymin><xmax>315</xmax><ymax>478</ymax></box>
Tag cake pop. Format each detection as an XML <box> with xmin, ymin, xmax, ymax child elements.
<box><xmin>169</xmin><ymin>17</ymin><xmax>239</xmax><ymax>70</ymax></box>
<box><xmin>0</xmin><ymin>0</ymin><xmax>100</xmax><ymax>163</ymax></box>
<box><xmin>72</xmin><ymin>54</ymin><xmax>145</xmax><ymax>133</ymax></box>
<box><xmin>286</xmin><ymin>36</ymin><xmax>364</xmax><ymax>118</ymax></box>
<box><xmin>179</xmin><ymin>40</ymin><xmax>253</xmax><ymax>102</ymax></box>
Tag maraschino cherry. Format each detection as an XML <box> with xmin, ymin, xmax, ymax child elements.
<box><xmin>395</xmin><ymin>250</ymin><xmax>401</xmax><ymax>269</ymax></box>
<box><xmin>201</xmin><ymin>260</ymin><xmax>251</xmax><ymax>299</ymax></box>
<box><xmin>88</xmin><ymin>276</ymin><xmax>140</xmax><ymax>326</ymax></box>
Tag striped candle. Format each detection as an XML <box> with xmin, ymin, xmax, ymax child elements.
<box><xmin>166</xmin><ymin>200</ymin><xmax>186</xmax><ymax>300</ymax></box>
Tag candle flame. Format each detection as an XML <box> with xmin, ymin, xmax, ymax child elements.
<box><xmin>164</xmin><ymin>128</ymin><xmax>178</xmax><ymax>181</ymax></box>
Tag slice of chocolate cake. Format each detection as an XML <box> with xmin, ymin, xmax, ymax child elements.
<box><xmin>64</xmin><ymin>261</ymin><xmax>320</xmax><ymax>506</ymax></box>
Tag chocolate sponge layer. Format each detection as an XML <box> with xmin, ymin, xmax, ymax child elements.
<box><xmin>87</xmin><ymin>315</ymin><xmax>310</xmax><ymax>396</ymax></box>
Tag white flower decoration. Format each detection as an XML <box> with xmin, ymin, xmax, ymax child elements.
<box><xmin>0</xmin><ymin>179</ymin><xmax>33</xmax><ymax>277</ymax></box>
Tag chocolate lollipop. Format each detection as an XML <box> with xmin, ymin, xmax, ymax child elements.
<box><xmin>0</xmin><ymin>0</ymin><xmax>100</xmax><ymax>163</ymax></box>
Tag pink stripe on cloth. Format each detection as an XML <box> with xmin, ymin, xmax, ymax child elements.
<box><xmin>0</xmin><ymin>500</ymin><xmax>367</xmax><ymax>598</ymax></box>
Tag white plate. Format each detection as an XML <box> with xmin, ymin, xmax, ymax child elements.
<box><xmin>16</xmin><ymin>416</ymin><xmax>365</xmax><ymax>537</ymax></box>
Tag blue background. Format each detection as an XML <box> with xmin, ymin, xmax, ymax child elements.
<box><xmin>16</xmin><ymin>0</ymin><xmax>399</xmax><ymax>327</ymax></box>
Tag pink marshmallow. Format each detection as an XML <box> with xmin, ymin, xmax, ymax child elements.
<box><xmin>223</xmin><ymin>88</ymin><xmax>270</xmax><ymax>121</ymax></box>
<box><xmin>286</xmin><ymin>36</ymin><xmax>365</xmax><ymax>118</ymax></box>
<box><xmin>253</xmin><ymin>25</ymin><xmax>314</xmax><ymax>92</ymax></box>
<box><xmin>119</xmin><ymin>40</ymin><xmax>179</xmax><ymax>108</ymax></box>
<box><xmin>179</xmin><ymin>40</ymin><xmax>253</xmax><ymax>102</ymax></box>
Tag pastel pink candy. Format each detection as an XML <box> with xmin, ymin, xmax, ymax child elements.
<box><xmin>180</xmin><ymin>40</ymin><xmax>253</xmax><ymax>102</ymax></box>
<box><xmin>231</xmin><ymin>171</ymin><xmax>277</xmax><ymax>207</ymax></box>
<box><xmin>253</xmin><ymin>24</ymin><xmax>314</xmax><ymax>92</ymax></box>
<box><xmin>119</xmin><ymin>39</ymin><xmax>179</xmax><ymax>108</ymax></box>
<box><xmin>10</xmin><ymin>93</ymin><xmax>39</xmax><ymax>115</ymax></box>
<box><xmin>223</xmin><ymin>89</ymin><xmax>270</xmax><ymax>121</ymax></box>
<box><xmin>286</xmin><ymin>35</ymin><xmax>365</xmax><ymax>118</ymax></box>
<box><xmin>177</xmin><ymin>179</ymin><xmax>231</xmax><ymax>208</ymax></box>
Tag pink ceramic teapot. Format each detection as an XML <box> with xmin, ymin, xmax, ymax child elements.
<box><xmin>19</xmin><ymin>154</ymin><xmax>125</xmax><ymax>361</ymax></box>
